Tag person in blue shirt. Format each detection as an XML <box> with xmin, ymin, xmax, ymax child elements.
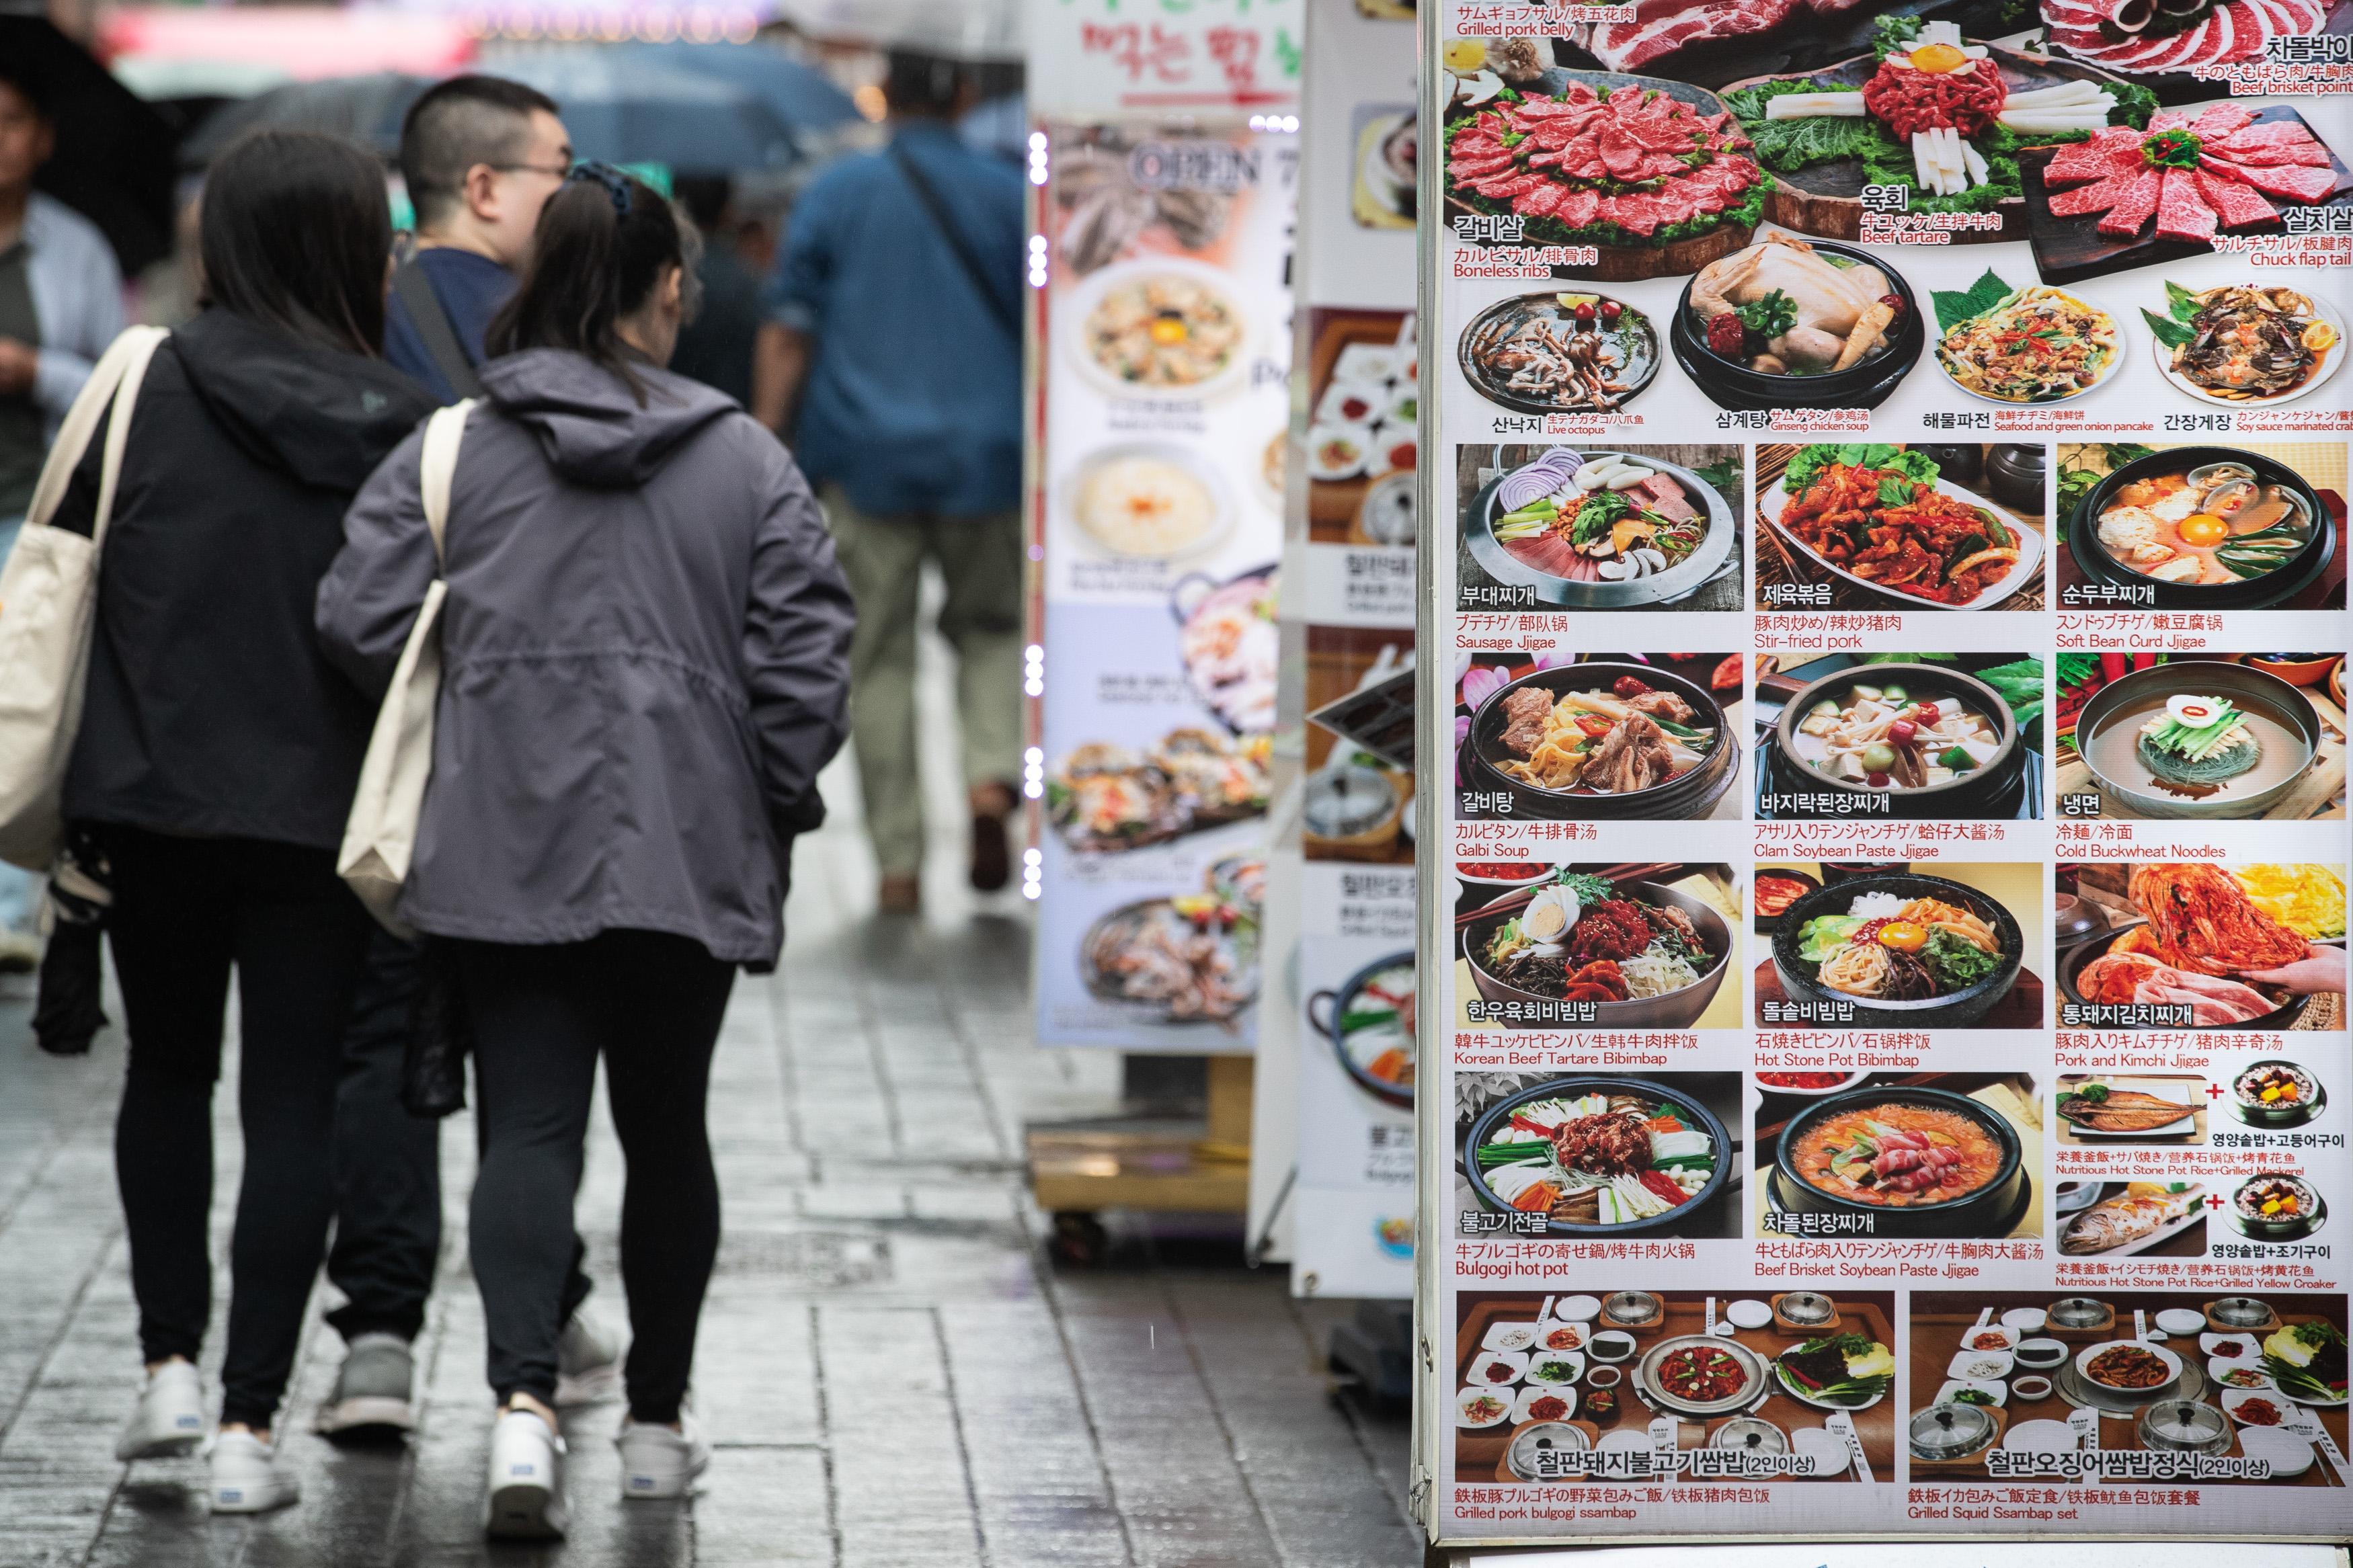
<box><xmin>755</xmin><ymin>51</ymin><xmax>1023</xmax><ymax>915</ymax></box>
<box><xmin>384</xmin><ymin>76</ymin><xmax>572</xmax><ymax>403</ymax></box>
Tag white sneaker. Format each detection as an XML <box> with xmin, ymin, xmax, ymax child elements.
<box><xmin>553</xmin><ymin>1309</ymin><xmax>623</xmax><ymax>1406</ymax></box>
<box><xmin>616</xmin><ymin>1411</ymin><xmax>710</xmax><ymax>1499</ymax></box>
<box><xmin>115</xmin><ymin>1360</ymin><xmax>207</xmax><ymax>1461</ymax></box>
<box><xmin>209</xmin><ymin>1430</ymin><xmax>299</xmax><ymax>1513</ymax></box>
<box><xmin>484</xmin><ymin>1409</ymin><xmax>568</xmax><ymax>1540</ymax></box>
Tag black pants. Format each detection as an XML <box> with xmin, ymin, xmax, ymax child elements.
<box><xmin>322</xmin><ymin>934</ymin><xmax>594</xmax><ymax>1345</ymax></box>
<box><xmin>456</xmin><ymin>931</ymin><xmax>734</xmax><ymax>1425</ymax></box>
<box><xmin>106</xmin><ymin>828</ymin><xmax>372</xmax><ymax>1430</ymax></box>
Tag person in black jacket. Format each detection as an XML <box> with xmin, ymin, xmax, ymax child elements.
<box><xmin>53</xmin><ymin>130</ymin><xmax>436</xmax><ymax>1516</ymax></box>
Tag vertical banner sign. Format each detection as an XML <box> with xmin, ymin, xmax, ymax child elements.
<box><xmin>1411</xmin><ymin>0</ymin><xmax>2352</xmax><ymax>1545</ymax></box>
<box><xmin>1263</xmin><ymin>0</ymin><xmax>1423</xmax><ymax>1294</ymax></box>
<box><xmin>1026</xmin><ymin>2</ymin><xmax>1300</xmax><ymax>1048</ymax></box>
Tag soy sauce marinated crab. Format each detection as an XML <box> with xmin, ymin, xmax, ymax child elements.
<box><xmin>2167</xmin><ymin>286</ymin><xmax>2336</xmax><ymax>401</ymax></box>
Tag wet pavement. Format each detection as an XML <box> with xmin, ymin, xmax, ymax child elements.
<box><xmin>0</xmin><ymin>653</ymin><xmax>1417</xmax><ymax>1568</ymax></box>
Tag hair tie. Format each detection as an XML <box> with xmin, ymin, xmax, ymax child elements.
<box><xmin>567</xmin><ymin>161</ymin><xmax>633</xmax><ymax>216</ymax></box>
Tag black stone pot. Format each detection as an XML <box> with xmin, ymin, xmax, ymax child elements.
<box><xmin>1771</xmin><ymin>662</ymin><xmax>2024</xmax><ymax>819</ymax></box>
<box><xmin>1464</xmin><ymin>1075</ymin><xmax>1734</xmax><ymax>1239</ymax></box>
<box><xmin>1769</xmin><ymin>872</ymin><xmax>2024</xmax><ymax>1029</ymax></box>
<box><xmin>1461</xmin><ymin>662</ymin><xmax>1735</xmax><ymax>821</ymax></box>
<box><xmin>2067</xmin><ymin>446</ymin><xmax>2335</xmax><ymax>611</ymax></box>
<box><xmin>1671</xmin><ymin>241</ymin><xmax>1924</xmax><ymax>412</ymax></box>
<box><xmin>1771</xmin><ymin>1083</ymin><xmax>2029</xmax><ymax>1240</ymax></box>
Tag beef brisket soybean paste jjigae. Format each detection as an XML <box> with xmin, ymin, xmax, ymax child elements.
<box><xmin>1798</xmin><ymin>1102</ymin><xmax>2001</xmax><ymax>1206</ymax></box>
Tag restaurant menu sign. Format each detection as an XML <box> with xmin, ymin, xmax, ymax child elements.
<box><xmin>1408</xmin><ymin>0</ymin><xmax>2353</xmax><ymax>1544</ymax></box>
<box><xmin>1257</xmin><ymin>0</ymin><xmax>1423</xmax><ymax>1294</ymax></box>
<box><xmin>1029</xmin><ymin>0</ymin><xmax>1306</xmax><ymax>118</ymax></box>
<box><xmin>1027</xmin><ymin>117</ymin><xmax>1297</xmax><ymax>1047</ymax></box>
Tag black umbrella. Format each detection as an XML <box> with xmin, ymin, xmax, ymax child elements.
<box><xmin>180</xmin><ymin>72</ymin><xmax>426</xmax><ymax>167</ymax></box>
<box><xmin>0</xmin><ymin>5</ymin><xmax>177</xmax><ymax>276</ymax></box>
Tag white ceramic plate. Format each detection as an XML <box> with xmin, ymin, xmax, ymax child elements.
<box><xmin>2211</xmin><ymin>1361</ymin><xmax>2279</xmax><ymax>1393</ymax></box>
<box><xmin>2151</xmin><ymin>287</ymin><xmax>2346</xmax><ymax>410</ymax></box>
<box><xmin>2003</xmin><ymin>1417</ymin><xmax>2081</xmax><ymax>1453</ymax></box>
<box><xmin>1484</xmin><ymin>1321</ymin><xmax>1542</xmax><ymax>1354</ymax></box>
<box><xmin>1933</xmin><ymin>287</ymin><xmax>2123</xmax><ymax>407</ymax></box>
<box><xmin>2001</xmin><ymin>1307</ymin><xmax>2048</xmax><ymax>1332</ymax></box>
<box><xmin>1332</xmin><ymin>341</ymin><xmax>1399</xmax><ymax>385</ymax></box>
<box><xmin>2074</xmin><ymin>1338</ymin><xmax>2182</xmax><ymax>1394</ymax></box>
<box><xmin>2154</xmin><ymin>1308</ymin><xmax>2208</xmax><ymax>1335</ymax></box>
<box><xmin>1558</xmin><ymin>1294</ymin><xmax>1603</xmax><ymax>1322</ymax></box>
<box><xmin>1057</xmin><ymin>440</ymin><xmax>1236</xmax><ymax>563</ymax></box>
<box><xmin>2054</xmin><ymin>1180</ymin><xmax>2104</xmax><ymax>1214</ymax></box>
<box><xmin>1468</xmin><ymin>1350</ymin><xmax>1528</xmax><ymax>1387</ymax></box>
<box><xmin>1314</xmin><ymin>377</ymin><xmax>1390</xmax><ymax>427</ymax></box>
<box><xmin>2013</xmin><ymin>1337</ymin><xmax>2069</xmax><ymax>1370</ymax></box>
<box><xmin>1587</xmin><ymin>1331</ymin><xmax>1638</xmax><ymax>1363</ymax></box>
<box><xmin>1597</xmin><ymin>1429</ymin><xmax>1652</xmax><ymax>1452</ymax></box>
<box><xmin>1513</xmin><ymin>1385</ymin><xmax>1578</xmax><ymax>1422</ymax></box>
<box><xmin>1725</xmin><ymin>1299</ymin><xmax>1773</xmax><ymax>1331</ymax></box>
<box><xmin>1533</xmin><ymin>1321</ymin><xmax>1589</xmax><ymax>1354</ymax></box>
<box><xmin>2062</xmin><ymin>1077</ymin><xmax>2197</xmax><ymax>1139</ymax></box>
<box><xmin>2202</xmin><ymin>1332</ymin><xmax>2260</xmax><ymax>1358</ymax></box>
<box><xmin>1792</xmin><ymin>1426</ymin><xmax>1849</xmax><ymax>1477</ymax></box>
<box><xmin>2239</xmin><ymin>1425</ymin><xmax>2317</xmax><ymax>1477</ymax></box>
<box><xmin>2223</xmin><ymin>1387</ymin><xmax>2298</xmax><ymax>1428</ymax></box>
<box><xmin>1306</xmin><ymin>422</ymin><xmax>1375</xmax><ymax>481</ymax></box>
<box><xmin>1957</xmin><ymin>1324</ymin><xmax>2019</xmax><ymax>1354</ymax></box>
<box><xmin>1523</xmin><ymin>1350</ymin><xmax>1587</xmax><ymax>1386</ymax></box>
<box><xmin>1936</xmin><ymin>1378</ymin><xmax>2008</xmax><ymax>1409</ymax></box>
<box><xmin>1759</xmin><ymin>472</ymin><xmax>2044</xmax><ymax>612</ymax></box>
<box><xmin>1950</xmin><ymin>1350</ymin><xmax>2016</xmax><ymax>1380</ymax></box>
<box><xmin>1773</xmin><ymin>1359</ymin><xmax>1887</xmax><ymax>1413</ymax></box>
<box><xmin>1457</xmin><ymin>1385</ymin><xmax>1516</xmax><ymax>1428</ymax></box>
<box><xmin>1060</xmin><ymin>256</ymin><xmax>1254</xmax><ymax>405</ymax></box>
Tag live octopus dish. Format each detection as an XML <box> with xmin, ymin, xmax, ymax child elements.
<box><xmin>1460</xmin><ymin>292</ymin><xmax>1659</xmax><ymax>415</ymax></box>
<box><xmin>1080</xmin><ymin>864</ymin><xmax>1261</xmax><ymax>1026</ymax></box>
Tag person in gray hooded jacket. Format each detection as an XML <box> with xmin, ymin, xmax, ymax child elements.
<box><xmin>317</xmin><ymin>164</ymin><xmax>852</xmax><ymax>1538</ymax></box>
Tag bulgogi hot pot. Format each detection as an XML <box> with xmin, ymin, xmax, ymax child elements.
<box><xmin>2071</xmin><ymin>661</ymin><xmax>2323</xmax><ymax>821</ymax></box>
<box><xmin>1308</xmin><ymin>950</ymin><xmax>1417</xmax><ymax>1109</ymax></box>
<box><xmin>1462</xmin><ymin>662</ymin><xmax>1736</xmax><ymax>821</ymax></box>
<box><xmin>1769</xmin><ymin>874</ymin><xmax>2025</xmax><ymax>1030</ymax></box>
<box><xmin>1771</xmin><ymin>1084</ymin><xmax>2028</xmax><ymax>1240</ymax></box>
<box><xmin>2069</xmin><ymin>446</ymin><xmax>2336</xmax><ymax>611</ymax></box>
<box><xmin>1462</xmin><ymin>879</ymin><xmax>1733</xmax><ymax>1030</ymax></box>
<box><xmin>1773</xmin><ymin>663</ymin><xmax>2022</xmax><ymax>817</ymax></box>
<box><xmin>1463</xmin><ymin>1074</ymin><xmax>1735</xmax><ymax>1237</ymax></box>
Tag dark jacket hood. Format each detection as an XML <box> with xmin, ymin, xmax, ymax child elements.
<box><xmin>479</xmin><ymin>349</ymin><xmax>740</xmax><ymax>489</ymax></box>
<box><xmin>171</xmin><ymin>308</ymin><xmax>437</xmax><ymax>493</ymax></box>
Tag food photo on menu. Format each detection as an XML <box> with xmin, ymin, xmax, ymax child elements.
<box><xmin>1452</xmin><ymin>1289</ymin><xmax>1898</xmax><ymax>1484</ymax></box>
<box><xmin>2055</xmin><ymin>441</ymin><xmax>2346</xmax><ymax>611</ymax></box>
<box><xmin>2056</xmin><ymin>1072</ymin><xmax>2209</xmax><ymax>1143</ymax></box>
<box><xmin>1753</xmin><ymin>862</ymin><xmax>2042</xmax><ymax>1029</ymax></box>
<box><xmin>1453</xmin><ymin>653</ymin><xmax>1743</xmax><ymax>820</ymax></box>
<box><xmin>1756</xmin><ymin>1071</ymin><xmax>2042</xmax><ymax>1241</ymax></box>
<box><xmin>1908</xmin><ymin>1292</ymin><xmax>2349</xmax><ymax>1485</ymax></box>
<box><xmin>1454</xmin><ymin>446</ymin><xmax>1743</xmax><ymax>610</ymax></box>
<box><xmin>1302</xmin><ymin>629</ymin><xmax>1417</xmax><ymax>865</ymax></box>
<box><xmin>1754</xmin><ymin>442</ymin><xmax>2048</xmax><ymax>612</ymax></box>
<box><xmin>1303</xmin><ymin>311</ymin><xmax>1419</xmax><ymax>550</ymax></box>
<box><xmin>1453</xmin><ymin>1073</ymin><xmax>1741</xmax><ymax>1238</ymax></box>
<box><xmin>2057</xmin><ymin>862</ymin><xmax>2346</xmax><ymax>1030</ymax></box>
<box><xmin>2052</xmin><ymin>652</ymin><xmax>2346</xmax><ymax>821</ymax></box>
<box><xmin>1454</xmin><ymin>862</ymin><xmax>1742</xmax><ymax>1031</ymax></box>
<box><xmin>1752</xmin><ymin>652</ymin><xmax>2047</xmax><ymax>819</ymax></box>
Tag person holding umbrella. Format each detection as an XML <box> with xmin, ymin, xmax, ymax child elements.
<box><xmin>0</xmin><ymin>60</ymin><xmax>125</xmax><ymax>971</ymax></box>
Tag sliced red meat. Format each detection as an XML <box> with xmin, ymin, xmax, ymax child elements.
<box><xmin>2219</xmin><ymin>1</ymin><xmax>2269</xmax><ymax>58</ymax></box>
<box><xmin>1520</xmin><ymin>183</ymin><xmax>1570</xmax><ymax>218</ymax></box>
<box><xmin>2155</xmin><ymin>166</ymin><xmax>2219</xmax><ymax>241</ymax></box>
<box><xmin>1599</xmin><ymin>192</ymin><xmax>1669</xmax><ymax>238</ymax></box>
<box><xmin>1556</xmin><ymin>188</ymin><xmax>1601</xmax><ymax>229</ymax></box>
<box><xmin>2214</xmin><ymin>121</ymin><xmax>2322</xmax><ymax>152</ymax></box>
<box><xmin>2191</xmin><ymin>103</ymin><xmax>2258</xmax><ymax>140</ymax></box>
<box><xmin>2196</xmin><ymin>167</ymin><xmax>2281</xmax><ymax>227</ymax></box>
<box><xmin>2203</xmin><ymin>157</ymin><xmax>2339</xmax><ymax>202</ymax></box>
<box><xmin>2107</xmin><ymin>15</ymin><xmax>2210</xmax><ymax>70</ymax></box>
<box><xmin>2098</xmin><ymin>167</ymin><xmax>2165</xmax><ymax>236</ymax></box>
<box><xmin>1477</xmin><ymin>171</ymin><xmax>1546</xmax><ymax>200</ymax></box>
<box><xmin>2247</xmin><ymin>0</ymin><xmax>2307</xmax><ymax>40</ymax></box>
<box><xmin>2219</xmin><ymin>140</ymin><xmax>2331</xmax><ymax>168</ymax></box>
<box><xmin>1638</xmin><ymin>475</ymin><xmax>1698</xmax><ymax>523</ymax></box>
<box><xmin>2048</xmin><ymin>167</ymin><xmax>2145</xmax><ymax>216</ymax></box>
<box><xmin>2045</xmin><ymin>128</ymin><xmax>2145</xmax><ymax>185</ymax></box>
<box><xmin>1590</xmin><ymin>0</ymin><xmax>1799</xmax><ymax>72</ymax></box>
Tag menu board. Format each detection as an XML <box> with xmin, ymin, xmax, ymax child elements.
<box><xmin>1029</xmin><ymin>123</ymin><xmax>1295</xmax><ymax>1048</ymax></box>
<box><xmin>1255</xmin><ymin>0</ymin><xmax>1423</xmax><ymax>1294</ymax></box>
<box><xmin>1410</xmin><ymin>0</ymin><xmax>2352</xmax><ymax>1544</ymax></box>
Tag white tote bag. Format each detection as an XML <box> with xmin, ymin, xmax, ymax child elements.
<box><xmin>0</xmin><ymin>326</ymin><xmax>169</xmax><ymax>872</ymax></box>
<box><xmin>337</xmin><ymin>399</ymin><xmax>473</xmax><ymax>936</ymax></box>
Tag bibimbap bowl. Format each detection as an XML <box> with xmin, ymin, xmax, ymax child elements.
<box><xmin>1772</xmin><ymin>663</ymin><xmax>2022</xmax><ymax>817</ymax></box>
<box><xmin>1463</xmin><ymin>1074</ymin><xmax>1734</xmax><ymax>1238</ymax></box>
<box><xmin>2068</xmin><ymin>446</ymin><xmax>2336</xmax><ymax>612</ymax></box>
<box><xmin>1671</xmin><ymin>241</ymin><xmax>1925</xmax><ymax>413</ymax></box>
<box><xmin>1769</xmin><ymin>874</ymin><xmax>2025</xmax><ymax>1030</ymax></box>
<box><xmin>1771</xmin><ymin>1084</ymin><xmax>2028</xmax><ymax>1240</ymax></box>
<box><xmin>1461</xmin><ymin>879</ymin><xmax>1732</xmax><ymax>1030</ymax></box>
<box><xmin>2071</xmin><ymin>661</ymin><xmax>2322</xmax><ymax>821</ymax></box>
<box><xmin>1462</xmin><ymin>662</ymin><xmax>1737</xmax><ymax>821</ymax></box>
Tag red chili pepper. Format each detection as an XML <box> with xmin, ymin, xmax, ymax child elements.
<box><xmin>2100</xmin><ymin>653</ymin><xmax>2128</xmax><ymax>684</ymax></box>
<box><xmin>2132</xmin><ymin>653</ymin><xmax>2159</xmax><ymax>671</ymax></box>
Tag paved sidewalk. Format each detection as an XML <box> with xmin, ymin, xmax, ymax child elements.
<box><xmin>0</xmin><ymin>737</ymin><xmax>1415</xmax><ymax>1567</ymax></box>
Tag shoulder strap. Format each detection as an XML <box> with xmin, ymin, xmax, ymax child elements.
<box><xmin>23</xmin><ymin>325</ymin><xmax>167</xmax><ymax>540</ymax></box>
<box><xmin>417</xmin><ymin>399</ymin><xmax>474</xmax><ymax>567</ymax></box>
<box><xmin>887</xmin><ymin>143</ymin><xmax>1021</xmax><ymax>345</ymax></box>
<box><xmin>393</xmin><ymin>262</ymin><xmax>487</xmax><ymax>401</ymax></box>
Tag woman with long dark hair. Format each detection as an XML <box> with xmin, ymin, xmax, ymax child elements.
<box><xmin>52</xmin><ymin>130</ymin><xmax>436</xmax><ymax>1512</ymax></box>
<box><xmin>319</xmin><ymin>166</ymin><xmax>852</xmax><ymax>1538</ymax></box>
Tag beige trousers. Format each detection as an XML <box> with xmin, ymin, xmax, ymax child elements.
<box><xmin>822</xmin><ymin>487</ymin><xmax>1024</xmax><ymax>876</ymax></box>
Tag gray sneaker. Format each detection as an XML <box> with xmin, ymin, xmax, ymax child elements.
<box><xmin>315</xmin><ymin>1332</ymin><xmax>416</xmax><ymax>1437</ymax></box>
<box><xmin>553</xmin><ymin>1310</ymin><xmax>623</xmax><ymax>1407</ymax></box>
